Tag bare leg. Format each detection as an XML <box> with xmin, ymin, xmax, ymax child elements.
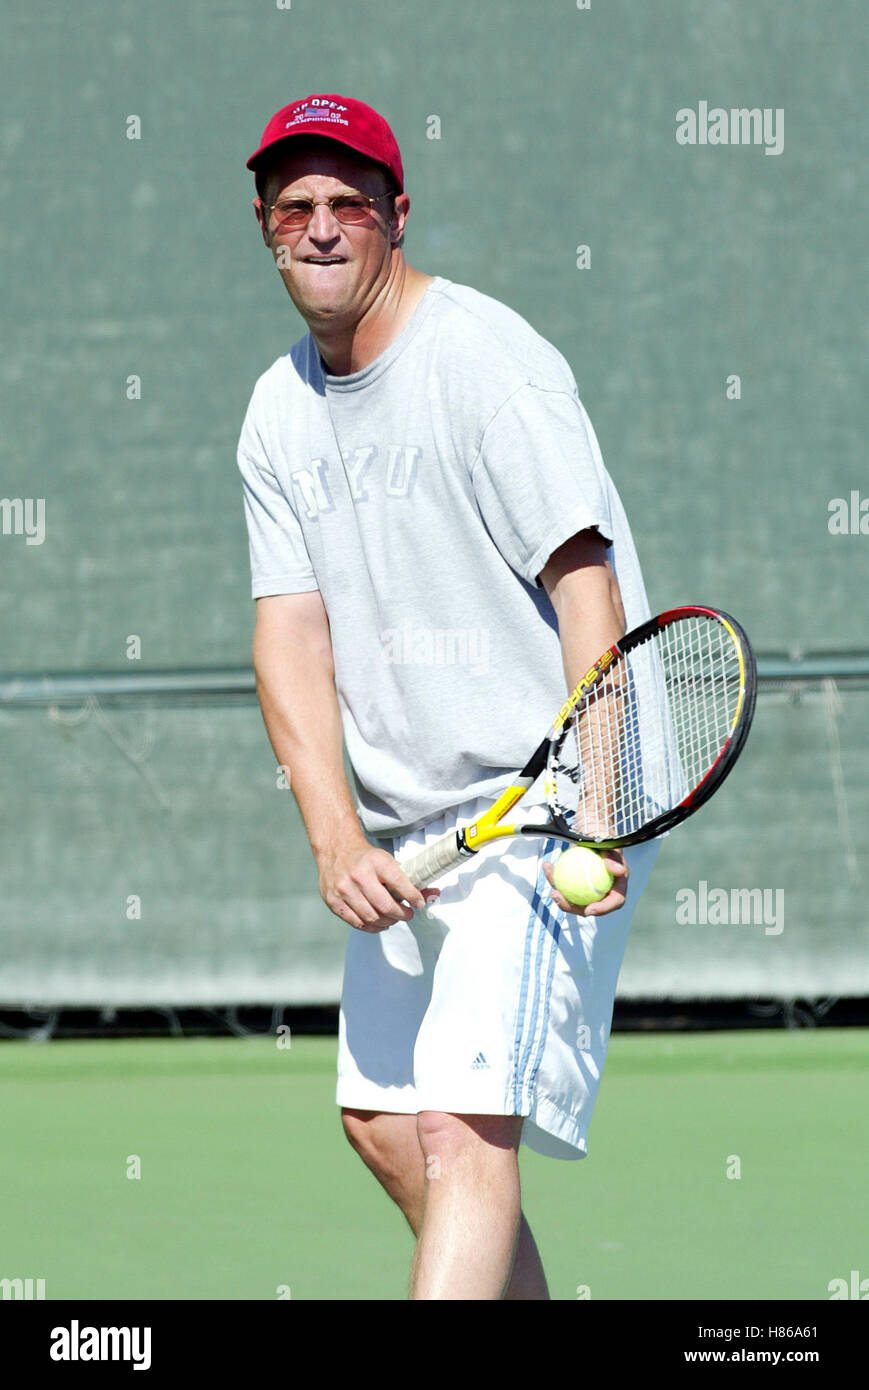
<box><xmin>341</xmin><ymin>1108</ymin><xmax>426</xmax><ymax>1233</ymax></box>
<box><xmin>505</xmin><ymin>1216</ymin><xmax>549</xmax><ymax>1301</ymax></box>
<box><xmin>410</xmin><ymin>1111</ymin><xmax>522</xmax><ymax>1300</ymax></box>
<box><xmin>341</xmin><ymin>1108</ymin><xmax>548</xmax><ymax>1299</ymax></box>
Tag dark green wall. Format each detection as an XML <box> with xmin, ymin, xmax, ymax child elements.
<box><xmin>1</xmin><ymin>0</ymin><xmax>865</xmax><ymax>1002</ymax></box>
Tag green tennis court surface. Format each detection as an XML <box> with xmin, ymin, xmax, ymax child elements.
<box><xmin>1</xmin><ymin>1029</ymin><xmax>865</xmax><ymax>1301</ymax></box>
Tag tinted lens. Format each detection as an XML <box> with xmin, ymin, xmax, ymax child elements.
<box><xmin>332</xmin><ymin>196</ymin><xmax>373</xmax><ymax>223</ymax></box>
<box><xmin>272</xmin><ymin>200</ymin><xmax>313</xmax><ymax>229</ymax></box>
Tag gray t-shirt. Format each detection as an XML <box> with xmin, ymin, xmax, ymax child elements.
<box><xmin>237</xmin><ymin>276</ymin><xmax>653</xmax><ymax>838</ymax></box>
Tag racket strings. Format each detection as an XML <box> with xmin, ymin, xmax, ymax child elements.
<box><xmin>548</xmin><ymin>615</ymin><xmax>744</xmax><ymax>838</ymax></box>
<box><xmin>661</xmin><ymin>616</ymin><xmax>740</xmax><ymax>789</ymax></box>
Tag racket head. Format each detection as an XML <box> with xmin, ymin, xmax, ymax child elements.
<box><xmin>545</xmin><ymin>606</ymin><xmax>757</xmax><ymax>848</ymax></box>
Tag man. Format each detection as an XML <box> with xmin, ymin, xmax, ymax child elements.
<box><xmin>238</xmin><ymin>94</ymin><xmax>659</xmax><ymax>1300</ymax></box>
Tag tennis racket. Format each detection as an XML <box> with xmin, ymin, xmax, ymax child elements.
<box><xmin>401</xmin><ymin>605</ymin><xmax>756</xmax><ymax>888</ymax></box>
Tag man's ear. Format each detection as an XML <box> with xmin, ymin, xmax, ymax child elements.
<box><xmin>253</xmin><ymin>197</ymin><xmax>272</xmax><ymax>249</ymax></box>
<box><xmin>390</xmin><ymin>192</ymin><xmax>410</xmax><ymax>248</ymax></box>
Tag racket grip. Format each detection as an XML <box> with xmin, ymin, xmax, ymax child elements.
<box><xmin>401</xmin><ymin>830</ymin><xmax>468</xmax><ymax>888</ymax></box>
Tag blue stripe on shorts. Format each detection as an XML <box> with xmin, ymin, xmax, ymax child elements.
<box><xmin>511</xmin><ymin>838</ymin><xmax>562</xmax><ymax>1113</ymax></box>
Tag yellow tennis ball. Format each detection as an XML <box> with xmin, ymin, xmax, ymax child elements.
<box><xmin>552</xmin><ymin>846</ymin><xmax>614</xmax><ymax>906</ymax></box>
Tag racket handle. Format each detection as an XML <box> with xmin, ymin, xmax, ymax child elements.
<box><xmin>402</xmin><ymin>830</ymin><xmax>468</xmax><ymax>888</ymax></box>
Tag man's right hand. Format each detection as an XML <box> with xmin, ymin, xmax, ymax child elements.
<box><xmin>318</xmin><ymin>838</ymin><xmax>439</xmax><ymax>932</ymax></box>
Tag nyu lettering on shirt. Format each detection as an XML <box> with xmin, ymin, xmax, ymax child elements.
<box><xmin>237</xmin><ymin>277</ymin><xmax>652</xmax><ymax>837</ymax></box>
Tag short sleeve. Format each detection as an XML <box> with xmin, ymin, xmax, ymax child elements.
<box><xmin>236</xmin><ymin>407</ymin><xmax>318</xmax><ymax>600</ymax></box>
<box><xmin>470</xmin><ymin>384</ymin><xmax>614</xmax><ymax>586</ymax></box>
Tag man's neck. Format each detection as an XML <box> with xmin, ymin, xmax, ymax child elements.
<box><xmin>311</xmin><ymin>262</ymin><xmax>434</xmax><ymax>376</ymax></box>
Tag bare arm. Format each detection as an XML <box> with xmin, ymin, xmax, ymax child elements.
<box><xmin>539</xmin><ymin>528</ymin><xmax>626</xmax><ymax>687</ymax></box>
<box><xmin>252</xmin><ymin>592</ymin><xmax>430</xmax><ymax>930</ymax></box>
<box><xmin>538</xmin><ymin>529</ymin><xmax>629</xmax><ymax>917</ymax></box>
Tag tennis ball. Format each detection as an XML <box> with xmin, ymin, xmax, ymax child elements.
<box><xmin>552</xmin><ymin>846</ymin><xmax>614</xmax><ymax>907</ymax></box>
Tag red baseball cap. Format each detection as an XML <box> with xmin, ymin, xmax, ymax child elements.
<box><xmin>246</xmin><ymin>94</ymin><xmax>404</xmax><ymax>192</ymax></box>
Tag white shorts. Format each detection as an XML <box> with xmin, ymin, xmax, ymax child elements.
<box><xmin>336</xmin><ymin>799</ymin><xmax>660</xmax><ymax>1160</ymax></box>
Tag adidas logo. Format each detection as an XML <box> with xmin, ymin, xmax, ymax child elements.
<box><xmin>471</xmin><ymin>1052</ymin><xmax>490</xmax><ymax>1071</ymax></box>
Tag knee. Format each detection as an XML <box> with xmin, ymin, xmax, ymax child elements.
<box><xmin>341</xmin><ymin>1107</ymin><xmax>378</xmax><ymax>1162</ymax></box>
<box><xmin>416</xmin><ymin>1110</ymin><xmax>522</xmax><ymax>1162</ymax></box>
<box><xmin>415</xmin><ymin>1110</ymin><xmax>458</xmax><ymax>1157</ymax></box>
<box><xmin>340</xmin><ymin>1108</ymin><xmax>407</xmax><ymax>1188</ymax></box>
